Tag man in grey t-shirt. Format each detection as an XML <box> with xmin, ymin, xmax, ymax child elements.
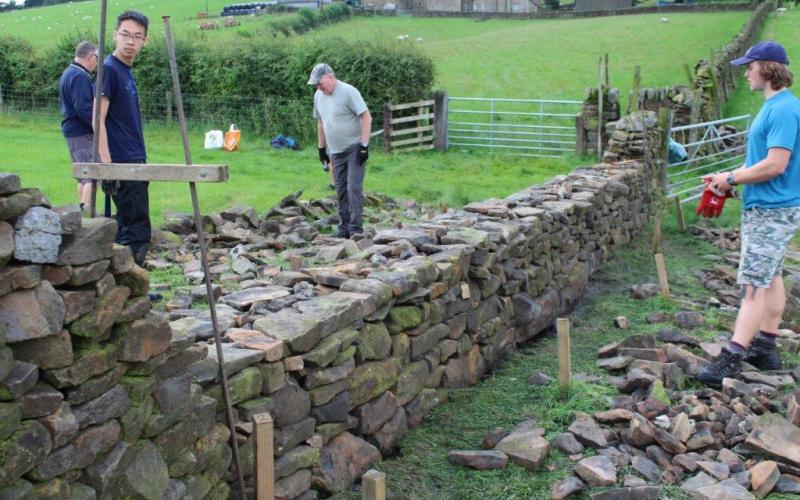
<box><xmin>309</xmin><ymin>63</ymin><xmax>373</xmax><ymax>238</ymax></box>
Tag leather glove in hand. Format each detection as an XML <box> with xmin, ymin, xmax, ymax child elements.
<box><xmin>318</xmin><ymin>147</ymin><xmax>330</xmax><ymax>164</ymax></box>
<box><xmin>357</xmin><ymin>143</ymin><xmax>369</xmax><ymax>165</ymax></box>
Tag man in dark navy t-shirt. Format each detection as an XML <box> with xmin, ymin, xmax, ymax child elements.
<box><xmin>59</xmin><ymin>40</ymin><xmax>98</xmax><ymax>211</ymax></box>
<box><xmin>97</xmin><ymin>10</ymin><xmax>150</xmax><ymax>265</ymax></box>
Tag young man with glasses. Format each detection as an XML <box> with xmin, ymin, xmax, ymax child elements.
<box><xmin>96</xmin><ymin>10</ymin><xmax>151</xmax><ymax>266</ymax></box>
<box><xmin>697</xmin><ymin>41</ymin><xmax>800</xmax><ymax>388</ymax></box>
<box><xmin>309</xmin><ymin>63</ymin><xmax>372</xmax><ymax>239</ymax></box>
<box><xmin>59</xmin><ymin>40</ymin><xmax>98</xmax><ymax>213</ymax></box>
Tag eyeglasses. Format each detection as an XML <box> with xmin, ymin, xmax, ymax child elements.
<box><xmin>117</xmin><ymin>31</ymin><xmax>145</xmax><ymax>43</ymax></box>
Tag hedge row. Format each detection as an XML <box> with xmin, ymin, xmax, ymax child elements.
<box><xmin>0</xmin><ymin>4</ymin><xmax>435</xmax><ymax>139</ymax></box>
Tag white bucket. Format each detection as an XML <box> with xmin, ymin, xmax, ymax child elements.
<box><xmin>204</xmin><ymin>130</ymin><xmax>223</xmax><ymax>149</ymax></box>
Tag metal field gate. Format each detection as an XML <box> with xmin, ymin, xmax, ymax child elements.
<box><xmin>667</xmin><ymin>114</ymin><xmax>751</xmax><ymax>203</ymax></box>
<box><xmin>446</xmin><ymin>97</ymin><xmax>582</xmax><ymax>157</ymax></box>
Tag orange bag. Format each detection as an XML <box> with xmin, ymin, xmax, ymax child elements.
<box><xmin>223</xmin><ymin>124</ymin><xmax>240</xmax><ymax>152</ymax></box>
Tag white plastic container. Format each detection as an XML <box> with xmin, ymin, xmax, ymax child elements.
<box><xmin>204</xmin><ymin>130</ymin><xmax>223</xmax><ymax>149</ymax></box>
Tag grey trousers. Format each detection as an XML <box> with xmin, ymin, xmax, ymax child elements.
<box><xmin>331</xmin><ymin>143</ymin><xmax>365</xmax><ymax>235</ymax></box>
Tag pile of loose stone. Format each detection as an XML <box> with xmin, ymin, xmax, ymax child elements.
<box><xmin>446</xmin><ymin>305</ymin><xmax>800</xmax><ymax>499</ymax></box>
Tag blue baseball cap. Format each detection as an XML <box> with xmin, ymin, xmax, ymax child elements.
<box><xmin>731</xmin><ymin>41</ymin><xmax>789</xmax><ymax>66</ymax></box>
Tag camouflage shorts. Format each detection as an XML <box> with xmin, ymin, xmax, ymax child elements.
<box><xmin>738</xmin><ymin>206</ymin><xmax>800</xmax><ymax>288</ymax></box>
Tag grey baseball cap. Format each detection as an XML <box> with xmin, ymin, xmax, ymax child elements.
<box><xmin>307</xmin><ymin>63</ymin><xmax>333</xmax><ymax>85</ymax></box>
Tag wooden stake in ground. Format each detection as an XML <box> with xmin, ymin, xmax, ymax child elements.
<box><xmin>362</xmin><ymin>469</ymin><xmax>386</xmax><ymax>500</ymax></box>
<box><xmin>673</xmin><ymin>196</ymin><xmax>687</xmax><ymax>231</ymax></box>
<box><xmin>253</xmin><ymin>413</ymin><xmax>275</xmax><ymax>500</ymax></box>
<box><xmin>654</xmin><ymin>253</ymin><xmax>671</xmax><ymax>299</ymax></box>
<box><xmin>557</xmin><ymin>317</ymin><xmax>571</xmax><ymax>394</ymax></box>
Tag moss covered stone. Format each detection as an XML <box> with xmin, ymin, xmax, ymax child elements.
<box><xmin>303</xmin><ymin>327</ymin><xmax>358</xmax><ymax>368</ymax></box>
<box><xmin>356</xmin><ymin>322</ymin><xmax>391</xmax><ymax>363</ymax></box>
<box><xmin>386</xmin><ymin>306</ymin><xmax>423</xmax><ymax>334</ymax></box>
<box><xmin>348</xmin><ymin>357</ymin><xmax>403</xmax><ymax>408</ymax></box>
<box><xmin>206</xmin><ymin>367</ymin><xmax>262</xmax><ymax>412</ymax></box>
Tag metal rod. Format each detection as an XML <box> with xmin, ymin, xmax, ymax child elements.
<box><xmin>449</xmin><ymin>96</ymin><xmax>581</xmax><ymax>104</ymax></box>
<box><xmin>670</xmin><ymin>114</ymin><xmax>750</xmax><ymax>132</ymax></box>
<box><xmin>162</xmin><ymin>16</ymin><xmax>247</xmax><ymax>500</ymax></box>
<box><xmin>90</xmin><ymin>0</ymin><xmax>108</xmax><ymax>218</ymax></box>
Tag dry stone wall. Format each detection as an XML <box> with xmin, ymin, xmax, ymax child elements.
<box><xmin>0</xmin><ymin>142</ymin><xmax>662</xmax><ymax>498</ymax></box>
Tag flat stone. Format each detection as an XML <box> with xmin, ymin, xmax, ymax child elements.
<box><xmin>253</xmin><ymin>308</ymin><xmax>324</xmax><ymax>354</ymax></box>
<box><xmin>590</xmin><ymin>486</ymin><xmax>660</xmax><ymax>500</ymax></box>
<box><xmin>189</xmin><ymin>344</ymin><xmax>264</xmax><ymax>384</ymax></box>
<box><xmin>272</xmin><ymin>379</ymin><xmax>310</xmax><ymax>427</ymax></box>
<box><xmin>749</xmin><ymin>460</ymin><xmax>780</xmax><ymax>497</ymax></box>
<box><xmin>371</xmin><ymin>407</ymin><xmax>408</xmax><ymax>454</ymax></box>
<box><xmin>315</xmin><ymin>432</ymin><xmax>381</xmax><ymax>493</ymax></box>
<box><xmin>448</xmin><ymin>450</ymin><xmax>508</xmax><ymax>470</ymax></box>
<box><xmin>353</xmin><ymin>391</ymin><xmax>400</xmax><ymax>435</ymax></box>
<box><xmin>347</xmin><ymin>357</ymin><xmax>402</xmax><ymax>408</ymax></box>
<box><xmin>775</xmin><ymin>474</ymin><xmax>800</xmax><ymax>494</ymax></box>
<box><xmin>0</xmin><ymin>421</ymin><xmax>52</xmax><ymax>486</ymax></box>
<box><xmin>553</xmin><ymin>432</ymin><xmax>585</xmax><ymax>455</ymax></box>
<box><xmin>10</xmin><ymin>328</ymin><xmax>73</xmax><ymax>370</ymax></box>
<box><xmin>115</xmin><ymin>313</ymin><xmax>171</xmax><ymax>362</ymax></box>
<box><xmin>226</xmin><ymin>329</ymin><xmax>284</xmax><ymax>362</ymax></box>
<box><xmin>568</xmin><ymin>415</ymin><xmax>608</xmax><ymax>448</ymax></box>
<box><xmin>671</xmin><ymin>412</ymin><xmax>694</xmax><ymax>443</ymax></box>
<box><xmin>51</xmin><ymin>205</ymin><xmax>81</xmax><ymax>235</ymax></box>
<box><xmin>72</xmin><ymin>385</ymin><xmax>131</xmax><ymax>429</ymax></box>
<box><xmin>13</xmin><ymin>206</ymin><xmax>61</xmax><ymax>264</ymax></box>
<box><xmin>274</xmin><ymin>417</ymin><xmax>315</xmax><ymax>457</ymax></box>
<box><xmin>597</xmin><ymin>356</ymin><xmax>633</xmax><ymax>371</ymax></box>
<box><xmin>38</xmin><ymin>402</ymin><xmax>79</xmax><ymax>448</ymax></box>
<box><xmin>116</xmin><ymin>440</ymin><xmax>170</xmax><ymax>500</ymax></box>
<box><xmin>627</xmin><ymin>413</ymin><xmax>656</xmax><ymax>448</ymax></box>
<box><xmin>632</xmin><ymin>455</ymin><xmax>662</xmax><ymax>483</ymax></box>
<box><xmin>687</xmin><ymin>427</ymin><xmax>715</xmax><ymax>451</ymax></box>
<box><xmin>597</xmin><ymin>447</ymin><xmax>631</xmax><ymax>467</ymax></box>
<box><xmin>495</xmin><ymin>424</ymin><xmax>550</xmax><ymax>471</ymax></box>
<box><xmin>405</xmin><ymin>388</ymin><xmax>440</xmax><ymax>427</ymax></box>
<box><xmin>219</xmin><ymin>286</ymin><xmax>290</xmax><ymax>310</ymax></box>
<box><xmin>303</xmin><ymin>327</ymin><xmax>358</xmax><ymax>369</ymax></box>
<box><xmin>575</xmin><ymin>455</ymin><xmax>617</xmax><ymax>486</ymax></box>
<box><xmin>631</xmin><ymin>283</ymin><xmax>660</xmax><ymax>299</ymax></box>
<box><xmin>697</xmin><ymin>461</ymin><xmax>729</xmax><ymax>481</ymax></box>
<box><xmin>67</xmin><ymin>260</ymin><xmax>110</xmax><ymax>286</ymax></box>
<box><xmin>2</xmin><ymin>361</ymin><xmax>38</xmax><ymax>400</ymax></box>
<box><xmin>657</xmin><ymin>328</ymin><xmax>700</xmax><ymax>346</ymax></box>
<box><xmin>28</xmin><ymin>419</ymin><xmax>119</xmax><ymax>481</ymax></box>
<box><xmin>551</xmin><ymin>476</ymin><xmax>584</xmax><ymax>500</ymax></box>
<box><xmin>744</xmin><ymin>413</ymin><xmax>800</xmax><ymax>467</ymax></box>
<box><xmin>594</xmin><ymin>409</ymin><xmax>633</xmax><ymax>424</ymax></box>
<box><xmin>57</xmin><ymin>218</ymin><xmax>117</xmax><ymax>265</ymax></box>
<box><xmin>692</xmin><ymin>478</ymin><xmax>754</xmax><ymax>500</ymax></box>
<box><xmin>0</xmin><ymin>173</ymin><xmax>21</xmax><ymax>195</ymax></box>
<box><xmin>20</xmin><ymin>383</ymin><xmax>63</xmax><ymax>419</ymax></box>
<box><xmin>681</xmin><ymin>471</ymin><xmax>718</xmax><ymax>492</ymax></box>
<box><xmin>0</xmin><ymin>220</ymin><xmax>13</xmax><ymax>268</ymax></box>
<box><xmin>0</xmin><ymin>282</ymin><xmax>64</xmax><ymax>343</ymax></box>
<box><xmin>0</xmin><ymin>264</ymin><xmax>41</xmax><ymax>297</ymax></box>
<box><xmin>115</xmin><ymin>265</ymin><xmax>149</xmax><ymax>297</ymax></box>
<box><xmin>70</xmin><ymin>286</ymin><xmax>130</xmax><ymax>339</ymax></box>
<box><xmin>654</xmin><ymin>428</ymin><xmax>687</xmax><ymax>455</ymax></box>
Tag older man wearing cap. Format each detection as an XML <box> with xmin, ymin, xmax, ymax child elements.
<box><xmin>697</xmin><ymin>40</ymin><xmax>800</xmax><ymax>388</ymax></box>
<box><xmin>309</xmin><ymin>63</ymin><xmax>372</xmax><ymax>239</ymax></box>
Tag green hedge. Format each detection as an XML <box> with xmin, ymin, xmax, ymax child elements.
<box><xmin>0</xmin><ymin>4</ymin><xmax>435</xmax><ymax>141</ymax></box>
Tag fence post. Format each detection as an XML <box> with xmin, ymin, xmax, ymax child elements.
<box><xmin>165</xmin><ymin>91</ymin><xmax>173</xmax><ymax>126</ymax></box>
<box><xmin>362</xmin><ymin>469</ymin><xmax>386</xmax><ymax>500</ymax></box>
<box><xmin>557</xmin><ymin>318</ymin><xmax>571</xmax><ymax>395</ymax></box>
<box><xmin>574</xmin><ymin>114</ymin><xmax>586</xmax><ymax>156</ymax></box>
<box><xmin>383</xmin><ymin>103</ymin><xmax>392</xmax><ymax>153</ymax></box>
<box><xmin>657</xmin><ymin>107</ymin><xmax>672</xmax><ymax>192</ymax></box>
<box><xmin>253</xmin><ymin>413</ymin><xmax>274</xmax><ymax>500</ymax></box>
<box><xmin>0</xmin><ymin>83</ymin><xmax>4</xmax><ymax>113</ymax></box>
<box><xmin>433</xmin><ymin>90</ymin><xmax>448</xmax><ymax>151</ymax></box>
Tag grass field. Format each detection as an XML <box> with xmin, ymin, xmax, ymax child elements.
<box><xmin>2</xmin><ymin>111</ymin><xmax>576</xmax><ymax>222</ymax></box>
<box><xmin>2</xmin><ymin>1</ymin><xmax>750</xmax><ymax>104</ymax></box>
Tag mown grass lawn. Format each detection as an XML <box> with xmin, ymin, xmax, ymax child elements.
<box><xmin>2</xmin><ymin>111</ymin><xmax>578</xmax><ymax>223</ymax></box>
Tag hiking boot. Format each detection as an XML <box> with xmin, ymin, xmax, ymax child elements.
<box><xmin>743</xmin><ymin>337</ymin><xmax>782</xmax><ymax>371</ymax></box>
<box><xmin>132</xmin><ymin>244</ymin><xmax>149</xmax><ymax>267</ymax></box>
<box><xmin>697</xmin><ymin>349</ymin><xmax>742</xmax><ymax>389</ymax></box>
<box><xmin>334</xmin><ymin>230</ymin><xmax>350</xmax><ymax>239</ymax></box>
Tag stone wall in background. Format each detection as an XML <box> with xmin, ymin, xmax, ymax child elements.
<box><xmin>0</xmin><ymin>122</ymin><xmax>665</xmax><ymax>500</ymax></box>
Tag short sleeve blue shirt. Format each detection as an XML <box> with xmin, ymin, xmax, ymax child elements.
<box><xmin>101</xmin><ymin>54</ymin><xmax>146</xmax><ymax>163</ymax></box>
<box><xmin>743</xmin><ymin>90</ymin><xmax>800</xmax><ymax>209</ymax></box>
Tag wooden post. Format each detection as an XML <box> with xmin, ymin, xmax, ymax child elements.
<box><xmin>603</xmin><ymin>53</ymin><xmax>609</xmax><ymax>87</ymax></box>
<box><xmin>253</xmin><ymin>413</ymin><xmax>274</xmax><ymax>500</ymax></box>
<box><xmin>651</xmin><ymin>213</ymin><xmax>662</xmax><ymax>255</ymax></box>
<box><xmin>362</xmin><ymin>469</ymin><xmax>386</xmax><ymax>500</ymax></box>
<box><xmin>433</xmin><ymin>90</ymin><xmax>448</xmax><ymax>151</ymax></box>
<box><xmin>557</xmin><ymin>317</ymin><xmax>571</xmax><ymax>394</ymax></box>
<box><xmin>597</xmin><ymin>57</ymin><xmax>605</xmax><ymax>160</ymax></box>
<box><xmin>574</xmin><ymin>114</ymin><xmax>586</xmax><ymax>155</ymax></box>
<box><xmin>630</xmin><ymin>65</ymin><xmax>641</xmax><ymax>113</ymax></box>
<box><xmin>383</xmin><ymin>103</ymin><xmax>392</xmax><ymax>153</ymax></box>
<box><xmin>654</xmin><ymin>253</ymin><xmax>671</xmax><ymax>299</ymax></box>
<box><xmin>165</xmin><ymin>90</ymin><xmax>173</xmax><ymax>126</ymax></box>
<box><xmin>657</xmin><ymin>108</ymin><xmax>673</xmax><ymax>192</ymax></box>
<box><xmin>673</xmin><ymin>197</ymin><xmax>686</xmax><ymax>231</ymax></box>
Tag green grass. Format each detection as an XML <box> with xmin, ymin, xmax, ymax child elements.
<box><xmin>723</xmin><ymin>8</ymin><xmax>800</xmax><ymax>118</ymax></box>
<box><xmin>2</xmin><ymin>111</ymin><xmax>576</xmax><ymax>223</ymax></box>
<box><xmin>308</xmin><ymin>12</ymin><xmax>750</xmax><ymax>103</ymax></box>
<box><xmin>329</xmin><ymin>212</ymin><xmax>799</xmax><ymax>500</ymax></box>
<box><xmin>0</xmin><ymin>0</ymin><xmax>297</xmax><ymax>49</ymax></box>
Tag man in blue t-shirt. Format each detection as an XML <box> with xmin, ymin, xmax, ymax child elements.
<box><xmin>97</xmin><ymin>10</ymin><xmax>150</xmax><ymax>266</ymax></box>
<box><xmin>698</xmin><ymin>41</ymin><xmax>800</xmax><ymax>388</ymax></box>
<box><xmin>59</xmin><ymin>40</ymin><xmax>98</xmax><ymax>212</ymax></box>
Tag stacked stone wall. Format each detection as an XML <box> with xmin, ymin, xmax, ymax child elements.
<box><xmin>0</xmin><ymin>123</ymin><xmax>664</xmax><ymax>498</ymax></box>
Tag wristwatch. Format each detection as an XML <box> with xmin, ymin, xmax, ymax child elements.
<box><xmin>726</xmin><ymin>172</ymin><xmax>737</xmax><ymax>186</ymax></box>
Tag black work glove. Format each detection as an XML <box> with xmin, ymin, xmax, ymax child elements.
<box><xmin>101</xmin><ymin>180</ymin><xmax>119</xmax><ymax>195</ymax></box>
<box><xmin>318</xmin><ymin>147</ymin><xmax>329</xmax><ymax>164</ymax></box>
<box><xmin>357</xmin><ymin>143</ymin><xmax>369</xmax><ymax>165</ymax></box>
